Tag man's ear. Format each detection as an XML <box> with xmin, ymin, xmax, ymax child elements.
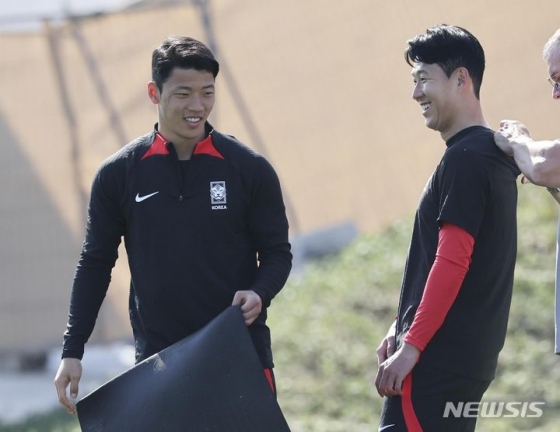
<box><xmin>147</xmin><ymin>81</ymin><xmax>160</xmax><ymax>104</ymax></box>
<box><xmin>456</xmin><ymin>67</ymin><xmax>469</xmax><ymax>87</ymax></box>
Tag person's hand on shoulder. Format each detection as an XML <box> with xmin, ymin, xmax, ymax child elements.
<box><xmin>495</xmin><ymin>119</ymin><xmax>533</xmax><ymax>156</ymax></box>
<box><xmin>54</xmin><ymin>358</ymin><xmax>83</xmax><ymax>414</ymax></box>
<box><xmin>232</xmin><ymin>290</ymin><xmax>262</xmax><ymax>325</ymax></box>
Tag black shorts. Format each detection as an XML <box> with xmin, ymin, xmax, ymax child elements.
<box><xmin>378</xmin><ymin>363</ymin><xmax>491</xmax><ymax>432</ymax></box>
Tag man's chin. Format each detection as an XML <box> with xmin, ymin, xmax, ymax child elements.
<box><xmin>424</xmin><ymin>120</ymin><xmax>437</xmax><ymax>131</ymax></box>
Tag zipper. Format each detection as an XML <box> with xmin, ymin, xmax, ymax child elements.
<box><xmin>167</xmin><ymin>142</ymin><xmax>186</xmax><ymax>201</ymax></box>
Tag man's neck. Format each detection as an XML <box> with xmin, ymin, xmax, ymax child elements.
<box><xmin>441</xmin><ymin>104</ymin><xmax>488</xmax><ymax>142</ymax></box>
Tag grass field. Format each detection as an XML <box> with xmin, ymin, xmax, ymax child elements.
<box><xmin>2</xmin><ymin>183</ymin><xmax>560</xmax><ymax>432</ymax></box>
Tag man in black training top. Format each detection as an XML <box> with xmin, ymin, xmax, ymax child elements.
<box><xmin>54</xmin><ymin>36</ymin><xmax>292</xmax><ymax>414</ymax></box>
<box><xmin>375</xmin><ymin>25</ymin><xmax>520</xmax><ymax>431</ymax></box>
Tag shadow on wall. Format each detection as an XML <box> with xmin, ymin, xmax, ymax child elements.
<box><xmin>0</xmin><ymin>111</ymin><xmax>80</xmax><ymax>369</ymax></box>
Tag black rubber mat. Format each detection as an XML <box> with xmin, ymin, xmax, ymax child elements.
<box><xmin>76</xmin><ymin>306</ymin><xmax>291</xmax><ymax>431</ymax></box>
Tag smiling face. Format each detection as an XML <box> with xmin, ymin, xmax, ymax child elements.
<box><xmin>547</xmin><ymin>49</ymin><xmax>560</xmax><ymax>100</ymax></box>
<box><xmin>411</xmin><ymin>62</ymin><xmax>463</xmax><ymax>140</ymax></box>
<box><xmin>148</xmin><ymin>67</ymin><xmax>216</xmax><ymax>146</ymax></box>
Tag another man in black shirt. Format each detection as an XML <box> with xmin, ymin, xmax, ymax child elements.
<box><xmin>375</xmin><ymin>25</ymin><xmax>520</xmax><ymax>431</ymax></box>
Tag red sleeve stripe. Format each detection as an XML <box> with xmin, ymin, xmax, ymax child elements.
<box><xmin>404</xmin><ymin>223</ymin><xmax>474</xmax><ymax>351</ymax></box>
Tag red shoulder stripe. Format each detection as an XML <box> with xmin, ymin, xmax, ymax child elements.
<box><xmin>141</xmin><ymin>133</ymin><xmax>169</xmax><ymax>160</ymax></box>
<box><xmin>193</xmin><ymin>135</ymin><xmax>224</xmax><ymax>159</ymax></box>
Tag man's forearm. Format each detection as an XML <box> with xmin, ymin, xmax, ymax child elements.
<box><xmin>513</xmin><ymin>139</ymin><xmax>560</xmax><ymax>186</ymax></box>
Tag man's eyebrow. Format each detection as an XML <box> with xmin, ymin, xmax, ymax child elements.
<box><xmin>412</xmin><ymin>68</ymin><xmax>429</xmax><ymax>78</ymax></box>
<box><xmin>551</xmin><ymin>71</ymin><xmax>560</xmax><ymax>81</ymax></box>
<box><xmin>173</xmin><ymin>84</ymin><xmax>215</xmax><ymax>90</ymax></box>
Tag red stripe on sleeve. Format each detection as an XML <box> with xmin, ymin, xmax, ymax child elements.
<box><xmin>404</xmin><ymin>223</ymin><xmax>474</xmax><ymax>351</ymax></box>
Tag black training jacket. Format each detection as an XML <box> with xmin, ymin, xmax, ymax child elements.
<box><xmin>62</xmin><ymin>124</ymin><xmax>292</xmax><ymax>368</ymax></box>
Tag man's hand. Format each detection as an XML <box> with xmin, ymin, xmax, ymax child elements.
<box><xmin>376</xmin><ymin>321</ymin><xmax>397</xmax><ymax>366</ymax></box>
<box><xmin>495</xmin><ymin>119</ymin><xmax>532</xmax><ymax>156</ymax></box>
<box><xmin>375</xmin><ymin>342</ymin><xmax>420</xmax><ymax>398</ymax></box>
<box><xmin>232</xmin><ymin>290</ymin><xmax>262</xmax><ymax>325</ymax></box>
<box><xmin>54</xmin><ymin>358</ymin><xmax>83</xmax><ymax>414</ymax></box>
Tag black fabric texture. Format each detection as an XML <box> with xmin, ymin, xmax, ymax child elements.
<box><xmin>76</xmin><ymin>306</ymin><xmax>291</xmax><ymax>432</ymax></box>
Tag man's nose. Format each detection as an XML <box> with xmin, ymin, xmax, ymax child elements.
<box><xmin>412</xmin><ymin>82</ymin><xmax>423</xmax><ymax>100</ymax></box>
<box><xmin>188</xmin><ymin>95</ymin><xmax>204</xmax><ymax>110</ymax></box>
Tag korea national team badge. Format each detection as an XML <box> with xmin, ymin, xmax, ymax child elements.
<box><xmin>210</xmin><ymin>181</ymin><xmax>227</xmax><ymax>210</ymax></box>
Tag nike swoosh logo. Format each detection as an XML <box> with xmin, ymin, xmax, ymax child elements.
<box><xmin>135</xmin><ymin>191</ymin><xmax>159</xmax><ymax>202</ymax></box>
<box><xmin>378</xmin><ymin>425</ymin><xmax>395</xmax><ymax>432</ymax></box>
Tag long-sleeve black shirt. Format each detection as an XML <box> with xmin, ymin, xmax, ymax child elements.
<box><xmin>62</xmin><ymin>125</ymin><xmax>292</xmax><ymax>368</ymax></box>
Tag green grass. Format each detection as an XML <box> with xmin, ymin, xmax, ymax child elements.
<box><xmin>4</xmin><ymin>183</ymin><xmax>560</xmax><ymax>431</ymax></box>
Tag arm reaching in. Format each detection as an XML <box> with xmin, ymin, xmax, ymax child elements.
<box><xmin>495</xmin><ymin>119</ymin><xmax>560</xmax><ymax>188</ymax></box>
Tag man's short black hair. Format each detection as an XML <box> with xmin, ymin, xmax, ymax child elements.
<box><xmin>405</xmin><ymin>24</ymin><xmax>485</xmax><ymax>99</ymax></box>
<box><xmin>152</xmin><ymin>36</ymin><xmax>219</xmax><ymax>91</ymax></box>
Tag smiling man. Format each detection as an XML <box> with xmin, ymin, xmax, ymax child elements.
<box><xmin>375</xmin><ymin>25</ymin><xmax>520</xmax><ymax>431</ymax></box>
<box><xmin>54</xmin><ymin>36</ymin><xmax>292</xmax><ymax>415</ymax></box>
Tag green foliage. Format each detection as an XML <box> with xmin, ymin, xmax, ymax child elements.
<box><xmin>270</xmin><ymin>184</ymin><xmax>560</xmax><ymax>432</ymax></box>
<box><xmin>270</xmin><ymin>219</ymin><xmax>411</xmax><ymax>432</ymax></box>
<box><xmin>7</xmin><ymin>184</ymin><xmax>560</xmax><ymax>431</ymax></box>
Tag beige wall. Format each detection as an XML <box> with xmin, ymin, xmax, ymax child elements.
<box><xmin>1</xmin><ymin>1</ymin><xmax>557</xmax><ymax>351</ymax></box>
